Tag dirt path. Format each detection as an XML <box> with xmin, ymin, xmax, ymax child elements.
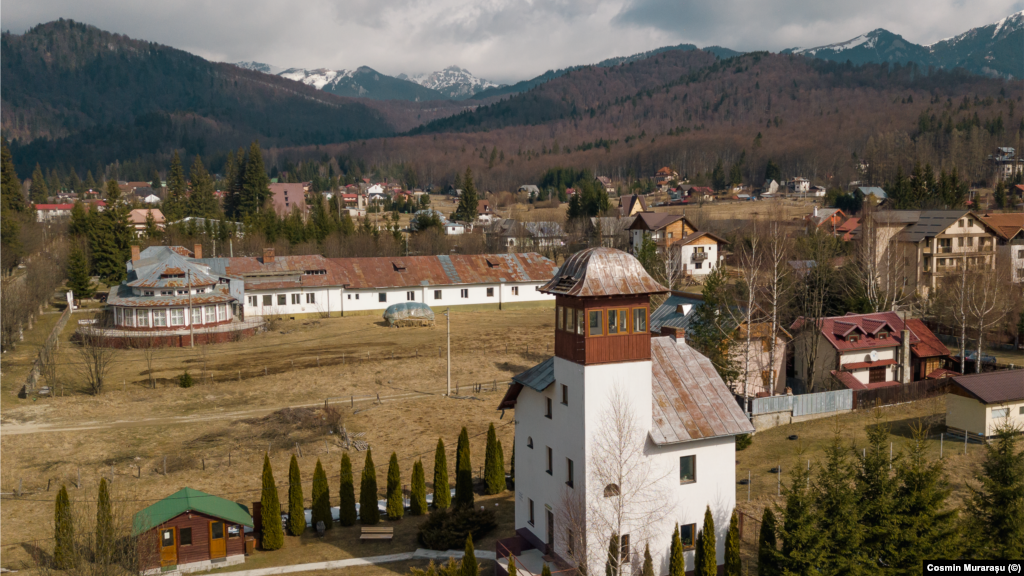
<box><xmin>0</xmin><ymin>390</ymin><xmax>434</xmax><ymax>436</ymax></box>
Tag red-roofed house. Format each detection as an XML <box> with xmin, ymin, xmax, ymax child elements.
<box><xmin>34</xmin><ymin>203</ymin><xmax>74</xmax><ymax>222</ymax></box>
<box><xmin>790</xmin><ymin>312</ymin><xmax>951</xmax><ymax>391</ymax></box>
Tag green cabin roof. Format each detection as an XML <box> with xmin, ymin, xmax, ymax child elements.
<box><xmin>133</xmin><ymin>487</ymin><xmax>253</xmax><ymax>535</ymax></box>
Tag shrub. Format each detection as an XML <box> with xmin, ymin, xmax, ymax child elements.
<box><xmin>386</xmin><ymin>452</ymin><xmax>403</xmax><ymax>520</ymax></box>
<box><xmin>360</xmin><ymin>450</ymin><xmax>380</xmax><ymax>524</ymax></box>
<box><xmin>484</xmin><ymin>424</ymin><xmax>503</xmax><ymax>495</ymax></box>
<box><xmin>410</xmin><ymin>460</ymin><xmax>427</xmax><ymax>516</ymax></box>
<box><xmin>433</xmin><ymin>438</ymin><xmax>450</xmax><ymax>509</ymax></box>
<box><xmin>287</xmin><ymin>455</ymin><xmax>306</xmax><ymax>536</ymax></box>
<box><xmin>178</xmin><ymin>371</ymin><xmax>193</xmax><ymax>388</ymax></box>
<box><xmin>454</xmin><ymin>427</ymin><xmax>474</xmax><ymax>508</ymax></box>
<box><xmin>417</xmin><ymin>506</ymin><xmax>497</xmax><ymax>550</ymax></box>
<box><xmin>736</xmin><ymin>433</ymin><xmax>753</xmax><ymax>451</ymax></box>
<box><xmin>338</xmin><ymin>453</ymin><xmax>357</xmax><ymax>526</ymax></box>
<box><xmin>311</xmin><ymin>459</ymin><xmax>332</xmax><ymax>530</ymax></box>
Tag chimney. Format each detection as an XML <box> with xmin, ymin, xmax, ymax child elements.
<box><xmin>131</xmin><ymin>245</ymin><xmax>140</xmax><ymax>262</ymax></box>
<box><xmin>900</xmin><ymin>329</ymin><xmax>912</xmax><ymax>384</ymax></box>
<box><xmin>263</xmin><ymin>247</ymin><xmax>275</xmax><ymax>264</ymax></box>
<box><xmin>662</xmin><ymin>326</ymin><xmax>685</xmax><ymax>341</ymax></box>
<box><xmin>194</xmin><ymin>244</ymin><xmax>202</xmax><ymax>260</ymax></box>
<box><xmin>813</xmin><ymin>206</ymin><xmax>819</xmax><ymax>218</ymax></box>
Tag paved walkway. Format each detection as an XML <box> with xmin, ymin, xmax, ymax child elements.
<box><xmin>215</xmin><ymin>549</ymin><xmax>496</xmax><ymax>576</ymax></box>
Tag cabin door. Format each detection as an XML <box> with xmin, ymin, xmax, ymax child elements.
<box><xmin>209</xmin><ymin>521</ymin><xmax>226</xmax><ymax>559</ymax></box>
<box><xmin>159</xmin><ymin>528</ymin><xmax>177</xmax><ymax>567</ymax></box>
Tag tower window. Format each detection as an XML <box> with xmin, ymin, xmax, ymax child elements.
<box><xmin>575</xmin><ymin>310</ymin><xmax>584</xmax><ymax>335</ymax></box>
<box><xmin>557</xmin><ymin>306</ymin><xmax>564</xmax><ymax>330</ymax></box>
<box><xmin>588</xmin><ymin>310</ymin><xmax>603</xmax><ymax>336</ymax></box>
<box><xmin>608</xmin><ymin>309</ymin><xmax>628</xmax><ymax>335</ymax></box>
<box><xmin>528</xmin><ymin>499</ymin><xmax>535</xmax><ymax>526</ymax></box>
<box><xmin>633</xmin><ymin>308</ymin><xmax>647</xmax><ymax>332</ymax></box>
<box><xmin>566</xmin><ymin>458</ymin><xmax>574</xmax><ymax>488</ymax></box>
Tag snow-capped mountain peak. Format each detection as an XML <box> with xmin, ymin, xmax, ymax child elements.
<box><xmin>403</xmin><ymin>65</ymin><xmax>499</xmax><ymax>99</ymax></box>
<box><xmin>233</xmin><ymin>61</ymin><xmax>285</xmax><ymax>75</ymax></box>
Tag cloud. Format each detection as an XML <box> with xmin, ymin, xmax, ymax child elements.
<box><xmin>2</xmin><ymin>0</ymin><xmax>1021</xmax><ymax>83</ymax></box>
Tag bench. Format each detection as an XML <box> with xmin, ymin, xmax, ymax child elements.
<box><xmin>360</xmin><ymin>527</ymin><xmax>394</xmax><ymax>541</ymax></box>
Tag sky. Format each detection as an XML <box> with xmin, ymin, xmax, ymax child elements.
<box><xmin>3</xmin><ymin>0</ymin><xmax>1022</xmax><ymax>84</ymax></box>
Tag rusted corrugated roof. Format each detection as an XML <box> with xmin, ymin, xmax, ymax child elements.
<box><xmin>650</xmin><ymin>336</ymin><xmax>754</xmax><ymax>444</ymax></box>
<box><xmin>539</xmin><ymin>247</ymin><xmax>667</xmax><ymax>297</ymax></box>
<box><xmin>126</xmin><ymin>251</ymin><xmax>220</xmax><ymax>289</ymax></box>
<box><xmin>107</xmin><ymin>284</ymin><xmax>234</xmax><ymax>307</ymax></box>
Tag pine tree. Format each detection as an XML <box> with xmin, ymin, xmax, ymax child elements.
<box><xmin>386</xmin><ymin>452</ymin><xmax>403</xmax><ymax>520</ymax></box>
<box><xmin>188</xmin><ymin>155</ymin><xmax>219</xmax><ymax>218</ymax></box>
<box><xmin>338</xmin><ymin>453</ymin><xmax>357</xmax><ymax>526</ymax></box>
<box><xmin>669</xmin><ymin>524</ymin><xmax>685</xmax><ymax>576</ymax></box>
<box><xmin>433</xmin><ymin>438</ymin><xmax>450</xmax><ymax>509</ymax></box>
<box><xmin>144</xmin><ymin>211</ymin><xmax>160</xmax><ymax>239</ymax></box>
<box><xmin>84</xmin><ymin>170</ymin><xmax>97</xmax><ymax>192</ymax></box>
<box><xmin>1</xmin><ymin>142</ymin><xmax>24</xmax><ymax>213</ymax></box>
<box><xmin>605</xmin><ymin>533</ymin><xmax>620</xmax><ymax>576</ymax></box>
<box><xmin>890</xmin><ymin>424</ymin><xmax>960</xmax><ymax>571</ymax></box>
<box><xmin>993</xmin><ymin>180</ymin><xmax>1008</xmax><ymax>210</ymax></box>
<box><xmin>856</xmin><ymin>417</ymin><xmax>900</xmax><ymax>571</ymax></box>
<box><xmin>287</xmin><ymin>455</ymin><xmax>306</xmax><ymax>536</ymax></box>
<box><xmin>967</xmin><ymin>425</ymin><xmax>1024</xmax><ymax>559</ymax></box>
<box><xmin>725</xmin><ymin>511</ymin><xmax>741</xmax><ymax>576</ymax></box>
<box><xmin>710</xmin><ymin>159</ymin><xmax>726</xmax><ymax>191</ymax></box>
<box><xmin>462</xmin><ymin>534</ymin><xmax>479</xmax><ymax>576</ymax></box>
<box><xmin>90</xmin><ymin>180</ymin><xmax>134</xmax><ymax>283</ymax></box>
<box><xmin>150</xmin><ymin>169</ymin><xmax>162</xmax><ymax>192</ymax></box>
<box><xmin>96</xmin><ymin>478</ymin><xmax>113</xmax><ymax>564</ymax></box>
<box><xmin>694</xmin><ymin>506</ymin><xmax>716</xmax><ymax>576</ymax></box>
<box><xmin>410</xmin><ymin>460</ymin><xmax>427</xmax><ymax>516</ymax></box>
<box><xmin>260</xmin><ymin>454</ymin><xmax>284</xmax><ymax>550</ymax></box>
<box><xmin>54</xmin><ymin>485</ymin><xmax>75</xmax><ymax>569</ymax></box>
<box><xmin>241</xmin><ymin>142</ymin><xmax>270</xmax><ymax>216</ymax></box>
<box><xmin>67</xmin><ymin>246</ymin><xmax>95</xmax><ymax>299</ymax></box>
<box><xmin>757</xmin><ymin>508</ymin><xmax>779</xmax><ymax>576</ymax></box>
<box><xmin>68</xmin><ymin>202</ymin><xmax>90</xmax><ymax>236</ymax></box>
<box><xmin>30</xmin><ymin>163</ymin><xmax>49</xmax><ymax>202</ymax></box>
<box><xmin>165</xmin><ymin>151</ymin><xmax>187</xmax><ymax>221</ymax></box>
<box><xmin>360</xmin><ymin>449</ymin><xmax>380</xmax><ymax>524</ymax></box>
<box><xmin>69</xmin><ymin>170</ymin><xmax>84</xmax><ymax>195</ymax></box>
<box><xmin>642</xmin><ymin>543</ymin><xmax>654</xmax><ymax>576</ymax></box>
<box><xmin>452</xmin><ymin>168</ymin><xmax>478</xmax><ymax>222</ymax></box>
<box><xmin>311</xmin><ymin>458</ymin><xmax>332</xmax><ymax>531</ymax></box>
<box><xmin>484</xmin><ymin>424</ymin><xmax>504</xmax><ymax>495</ymax></box>
<box><xmin>778</xmin><ymin>464</ymin><xmax>823</xmax><ymax>576</ymax></box>
<box><xmin>814</xmin><ymin>428</ymin><xmax>866</xmax><ymax>574</ymax></box>
<box><xmin>454</xmin><ymin>427</ymin><xmax>474</xmax><ymax>508</ymax></box>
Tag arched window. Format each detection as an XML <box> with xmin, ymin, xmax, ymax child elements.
<box><xmin>527</xmin><ymin>437</ymin><xmax>534</xmax><ymax>449</ymax></box>
<box><xmin>604</xmin><ymin>484</ymin><xmax>620</xmax><ymax>497</ymax></box>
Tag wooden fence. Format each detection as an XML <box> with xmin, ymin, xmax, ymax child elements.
<box><xmin>852</xmin><ymin>378</ymin><xmax>953</xmax><ymax>410</ymax></box>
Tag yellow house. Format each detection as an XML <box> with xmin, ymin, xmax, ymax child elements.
<box><xmin>946</xmin><ymin>371</ymin><xmax>1024</xmax><ymax>439</ymax></box>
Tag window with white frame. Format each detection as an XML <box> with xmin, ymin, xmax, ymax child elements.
<box><xmin>124</xmin><ymin>309</ymin><xmax>134</xmax><ymax>327</ymax></box>
<box><xmin>137</xmin><ymin>310</ymin><xmax>149</xmax><ymax>327</ymax></box>
<box><xmin>460</xmin><ymin>289</ymin><xmax>469</xmax><ymax>298</ymax></box>
<box><xmin>192</xmin><ymin>307</ymin><xmax>202</xmax><ymax>325</ymax></box>
<box><xmin>205</xmin><ymin>306</ymin><xmax>216</xmax><ymax>323</ymax></box>
<box><xmin>291</xmin><ymin>294</ymin><xmax>301</xmax><ymax>305</ymax></box>
<box><xmin>263</xmin><ymin>295</ymin><xmax>272</xmax><ymax>306</ymax></box>
<box><xmin>306</xmin><ymin>293</ymin><xmax>315</xmax><ymax>304</ymax></box>
<box><xmin>487</xmin><ymin>287</ymin><xmax>494</xmax><ymax>297</ymax></box>
<box><xmin>219</xmin><ymin>304</ymin><xmax>228</xmax><ymax>320</ymax></box>
<box><xmin>379</xmin><ymin>293</ymin><xmax>387</xmax><ymax>303</ymax></box>
<box><xmin>115</xmin><ymin>309</ymin><xmax>122</xmax><ymax>325</ymax></box>
<box><xmin>153</xmin><ymin>310</ymin><xmax>167</xmax><ymax>327</ymax></box>
<box><xmin>511</xmin><ymin>286</ymin><xmax>519</xmax><ymax>296</ymax></box>
<box><xmin>248</xmin><ymin>296</ymin><xmax>257</xmax><ymax>307</ymax></box>
<box><xmin>992</xmin><ymin>408</ymin><xmax>1009</xmax><ymax>419</ymax></box>
<box><xmin>278</xmin><ymin>294</ymin><xmax>287</xmax><ymax>306</ymax></box>
<box><xmin>170</xmin><ymin>309</ymin><xmax>185</xmax><ymax>326</ymax></box>
<box><xmin>434</xmin><ymin>290</ymin><xmax>442</xmax><ymax>299</ymax></box>
<box><xmin>407</xmin><ymin>291</ymin><xmax>415</xmax><ymax>301</ymax></box>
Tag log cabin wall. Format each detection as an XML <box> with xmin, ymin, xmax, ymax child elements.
<box><xmin>139</xmin><ymin>511</ymin><xmax>246</xmax><ymax>570</ymax></box>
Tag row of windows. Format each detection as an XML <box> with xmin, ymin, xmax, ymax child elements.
<box><xmin>140</xmin><ymin>286</ymin><xmax>214</xmax><ymax>297</ymax></box>
<box><xmin>556</xmin><ymin>305</ymin><xmax>648</xmax><ymax>336</ymax></box>
<box><xmin>247</xmin><ymin>287</ymin><xmax>527</xmax><ymax>306</ymax></box>
<box><xmin>372</xmin><ymin>286</ymin><xmax>520</xmax><ymax>303</ymax></box>
<box><xmin>115</xmin><ymin>304</ymin><xmax>229</xmax><ymax>327</ymax></box>
<box><xmin>248</xmin><ymin>293</ymin><xmax>317</xmax><ymax>307</ymax></box>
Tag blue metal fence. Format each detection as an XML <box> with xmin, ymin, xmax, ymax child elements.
<box><xmin>751</xmin><ymin>389</ymin><xmax>853</xmax><ymax>417</ymax></box>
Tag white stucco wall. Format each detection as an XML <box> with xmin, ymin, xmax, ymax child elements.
<box><xmin>838</xmin><ymin>347</ymin><xmax>897</xmax><ymax>384</ymax></box>
<box><xmin>243</xmin><ymin>286</ymin><xmax>341</xmax><ymax>318</ymax></box>
<box><xmin>946</xmin><ymin>394</ymin><xmax>1024</xmax><ymax>437</ymax></box>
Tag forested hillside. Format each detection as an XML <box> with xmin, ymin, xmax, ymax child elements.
<box><xmin>0</xmin><ymin>20</ymin><xmax>397</xmax><ymax>174</ymax></box>
<box><xmin>321</xmin><ymin>50</ymin><xmax>1021</xmax><ymax>191</ymax></box>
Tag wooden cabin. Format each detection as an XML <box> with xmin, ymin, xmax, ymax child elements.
<box><xmin>134</xmin><ymin>488</ymin><xmax>252</xmax><ymax>575</ymax></box>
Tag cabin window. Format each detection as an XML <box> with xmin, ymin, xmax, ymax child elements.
<box><xmin>206</xmin><ymin>306</ymin><xmax>216</xmax><ymax>323</ymax></box>
<box><xmin>161</xmin><ymin>529</ymin><xmax>175</xmax><ymax>548</ymax></box>
<box><xmin>546</xmin><ymin>398</ymin><xmax>552</xmax><ymax>419</ymax></box>
<box><xmin>566</xmin><ymin>458</ymin><xmax>574</xmax><ymax>488</ymax></box>
<box><xmin>546</xmin><ymin>447</ymin><xmax>553</xmax><ymax>475</ymax></box>
<box><xmin>512</xmin><ymin>286</ymin><xmax>519</xmax><ymax>296</ymax></box>
<box><xmin>137</xmin><ymin>311</ymin><xmax>150</xmax><ymax>327</ymax></box>
<box><xmin>278</xmin><ymin>294</ymin><xmax>287</xmax><ymax>306</ymax></box>
<box><xmin>435</xmin><ymin>290</ymin><xmax>442</xmax><ymax>300</ymax></box>
<box><xmin>575</xmin><ymin>310</ymin><xmax>585</xmax><ymax>335</ymax></box>
<box><xmin>306</xmin><ymin>293</ymin><xmax>315</xmax><ymax>304</ymax></box>
<box><xmin>679</xmin><ymin>524</ymin><xmax>696</xmax><ymax>549</ymax></box>
<box><xmin>487</xmin><ymin>288</ymin><xmax>494</xmax><ymax>297</ymax></box>
<box><xmin>557</xmin><ymin>306</ymin><xmax>564</xmax><ymax>330</ymax></box>
<box><xmin>379</xmin><ymin>293</ymin><xmax>387</xmax><ymax>303</ymax></box>
<box><xmin>589</xmin><ymin>310</ymin><xmax>603</xmax><ymax>336</ymax></box>
<box><xmin>179</xmin><ymin>528</ymin><xmax>192</xmax><ymax>546</ymax></box>
<box><xmin>604</xmin><ymin>484</ymin><xmax>620</xmax><ymax>497</ymax></box>
<box><xmin>228</xmin><ymin>525</ymin><xmax>240</xmax><ymax>538</ymax></box>
<box><xmin>263</xmin><ymin>295</ymin><xmax>272</xmax><ymax>306</ymax></box>
<box><xmin>170</xmin><ymin>309</ymin><xmax>185</xmax><ymax>326</ymax></box>
<box><xmin>633</xmin><ymin>308</ymin><xmax>647</xmax><ymax>332</ymax></box>
<box><xmin>680</xmin><ymin>455</ymin><xmax>696</xmax><ymax>484</ymax></box>
<box><xmin>461</xmin><ymin>289</ymin><xmax>469</xmax><ymax>298</ymax></box>
<box><xmin>869</xmin><ymin>367</ymin><xmax>886</xmax><ymax>383</ymax></box>
<box><xmin>407</xmin><ymin>291</ymin><xmax>415</xmax><ymax>301</ymax></box>
<box><xmin>562</xmin><ymin>384</ymin><xmax>568</xmax><ymax>406</ymax></box>
<box><xmin>608</xmin><ymin>309</ymin><xmax>628</xmax><ymax>335</ymax></box>
<box><xmin>211</xmin><ymin>522</ymin><xmax>224</xmax><ymax>539</ymax></box>
<box><xmin>154</xmin><ymin>310</ymin><xmax>167</xmax><ymax>327</ymax></box>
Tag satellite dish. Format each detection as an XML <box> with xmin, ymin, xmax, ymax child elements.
<box><xmin>869</xmin><ymin>350</ymin><xmax>879</xmax><ymax>362</ymax></box>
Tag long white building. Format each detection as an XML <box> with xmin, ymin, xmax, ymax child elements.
<box><xmin>196</xmin><ymin>248</ymin><xmax>557</xmax><ymax>318</ymax></box>
<box><xmin>497</xmin><ymin>248</ymin><xmax>753</xmax><ymax>576</ymax></box>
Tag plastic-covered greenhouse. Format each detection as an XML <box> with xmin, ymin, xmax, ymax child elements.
<box><xmin>382</xmin><ymin>302</ymin><xmax>435</xmax><ymax>327</ymax></box>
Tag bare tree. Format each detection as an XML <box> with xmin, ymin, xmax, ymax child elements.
<box><xmin>559</xmin><ymin>387</ymin><xmax>670</xmax><ymax>576</ymax></box>
<box><xmin>74</xmin><ymin>334</ymin><xmax>120</xmax><ymax>395</ymax></box>
<box><xmin>850</xmin><ymin>208</ymin><xmax>911</xmax><ymax>313</ymax></box>
<box><xmin>937</xmin><ymin>261</ymin><xmax>972</xmax><ymax>374</ymax></box>
<box><xmin>794</xmin><ymin>231</ymin><xmax>844</xmax><ymax>391</ymax></box>
<box><xmin>967</xmin><ymin>270</ymin><xmax>1013</xmax><ymax>373</ymax></box>
<box><xmin>128</xmin><ymin>333</ymin><xmax>160</xmax><ymax>389</ymax></box>
<box><xmin>757</xmin><ymin>214</ymin><xmax>793</xmax><ymax>395</ymax></box>
<box><xmin>728</xmin><ymin>229</ymin><xmax>761</xmax><ymax>399</ymax></box>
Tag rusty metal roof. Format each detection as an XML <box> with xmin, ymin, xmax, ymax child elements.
<box><xmin>126</xmin><ymin>251</ymin><xmax>220</xmax><ymax>289</ymax></box>
<box><xmin>650</xmin><ymin>336</ymin><xmax>754</xmax><ymax>444</ymax></box>
<box><xmin>539</xmin><ymin>247</ymin><xmax>667</xmax><ymax>297</ymax></box>
<box><xmin>106</xmin><ymin>283</ymin><xmax>234</xmax><ymax>307</ymax></box>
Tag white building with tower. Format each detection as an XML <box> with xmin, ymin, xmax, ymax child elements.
<box><xmin>496</xmin><ymin>248</ymin><xmax>753</xmax><ymax>576</ymax></box>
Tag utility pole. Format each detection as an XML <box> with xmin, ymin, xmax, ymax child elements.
<box><xmin>446</xmin><ymin>307</ymin><xmax>451</xmax><ymax>397</ymax></box>
<box><xmin>188</xmin><ymin>270</ymin><xmax>194</xmax><ymax>348</ymax></box>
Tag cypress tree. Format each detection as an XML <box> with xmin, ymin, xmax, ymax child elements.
<box><xmin>509</xmin><ymin>556</ymin><xmax>518</xmax><ymax>576</ymax></box>
<box><xmin>386</xmin><ymin>452</ymin><xmax>403</xmax><ymax>520</ymax></box>
<box><xmin>286</xmin><ymin>455</ymin><xmax>306</xmax><ymax>536</ymax></box>
<box><xmin>814</xmin><ymin>428</ymin><xmax>866</xmax><ymax>575</ymax></box>
<box><xmin>260</xmin><ymin>454</ymin><xmax>284</xmax><ymax>550</ymax></box>
<box><xmin>779</xmin><ymin>465</ymin><xmax>823</xmax><ymax>576</ymax></box>
<box><xmin>338</xmin><ymin>453</ymin><xmax>357</xmax><ymax>526</ymax></box>
<box><xmin>496</xmin><ymin>440</ymin><xmax>505</xmax><ymax>488</ymax></box>
<box><xmin>757</xmin><ymin>508</ymin><xmax>779</xmax><ymax>576</ymax></box>
<box><xmin>541</xmin><ymin>565</ymin><xmax>552</xmax><ymax>576</ymax></box>
<box><xmin>410</xmin><ymin>460</ymin><xmax>427</xmax><ymax>516</ymax></box>
<box><xmin>695</xmin><ymin>530</ymin><xmax>706</xmax><ymax>576</ymax></box>
<box><xmin>725</xmin><ymin>511</ymin><xmax>741</xmax><ymax>576</ymax></box>
<box><xmin>54</xmin><ymin>485</ymin><xmax>75</xmax><ymax>569</ymax></box>
<box><xmin>695</xmin><ymin>506</ymin><xmax>716</xmax><ymax>576</ymax></box>
<box><xmin>452</xmin><ymin>168</ymin><xmax>478</xmax><ymax>222</ymax></box>
<box><xmin>360</xmin><ymin>450</ymin><xmax>380</xmax><ymax>524</ymax></box>
<box><xmin>605</xmin><ymin>533</ymin><xmax>620</xmax><ymax>576</ymax></box>
<box><xmin>669</xmin><ymin>524</ymin><xmax>685</xmax><ymax>576</ymax></box>
<box><xmin>966</xmin><ymin>425</ymin><xmax>1024</xmax><ymax>559</ymax></box>
<box><xmin>455</xmin><ymin>427</ymin><xmax>474</xmax><ymax>508</ymax></box>
<box><xmin>642</xmin><ymin>543</ymin><xmax>654</xmax><ymax>576</ymax></box>
<box><xmin>96</xmin><ymin>478</ymin><xmax>113</xmax><ymax>564</ymax></box>
<box><xmin>484</xmin><ymin>424</ymin><xmax>504</xmax><ymax>495</ymax></box>
<box><xmin>30</xmin><ymin>163</ymin><xmax>49</xmax><ymax>202</ymax></box>
<box><xmin>311</xmin><ymin>458</ymin><xmax>332</xmax><ymax>531</ymax></box>
<box><xmin>433</xmin><ymin>438</ymin><xmax>450</xmax><ymax>509</ymax></box>
<box><xmin>856</xmin><ymin>417</ymin><xmax>900</xmax><ymax>570</ymax></box>
<box><xmin>1</xmin><ymin>142</ymin><xmax>24</xmax><ymax>213</ymax></box>
<box><xmin>165</xmin><ymin>151</ymin><xmax>187</xmax><ymax>221</ymax></box>
<box><xmin>462</xmin><ymin>534</ymin><xmax>479</xmax><ymax>576</ymax></box>
<box><xmin>67</xmin><ymin>246</ymin><xmax>95</xmax><ymax>300</ymax></box>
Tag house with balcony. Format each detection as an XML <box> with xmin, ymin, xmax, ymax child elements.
<box><xmin>627</xmin><ymin>213</ymin><xmax>727</xmax><ymax>279</ymax></box>
<box><xmin>867</xmin><ymin>210</ymin><xmax>1002</xmax><ymax>299</ymax></box>
<box><xmin>977</xmin><ymin>212</ymin><xmax>1024</xmax><ymax>283</ymax></box>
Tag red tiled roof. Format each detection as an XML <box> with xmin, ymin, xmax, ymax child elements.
<box><xmin>830</xmin><ymin>370</ymin><xmax>902</xmax><ymax>391</ymax></box>
<box><xmin>905</xmin><ymin>318</ymin><xmax>950</xmax><ymax>359</ymax></box>
<box><xmin>796</xmin><ymin>312</ymin><xmax>920</xmax><ymax>352</ymax></box>
<box><xmin>34</xmin><ymin>204</ymin><xmax>74</xmax><ymax>210</ymax></box>
<box><xmin>842</xmin><ymin>359</ymin><xmax>897</xmax><ymax>370</ymax></box>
